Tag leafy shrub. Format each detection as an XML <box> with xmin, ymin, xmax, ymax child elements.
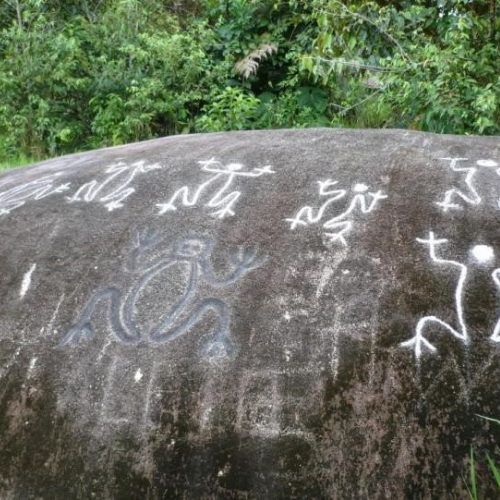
<box><xmin>0</xmin><ymin>0</ymin><xmax>499</xmax><ymax>162</ymax></box>
<box><xmin>196</xmin><ymin>87</ymin><xmax>260</xmax><ymax>132</ymax></box>
<box><xmin>303</xmin><ymin>0</ymin><xmax>500</xmax><ymax>134</ymax></box>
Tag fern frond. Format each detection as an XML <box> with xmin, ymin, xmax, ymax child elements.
<box><xmin>235</xmin><ymin>42</ymin><xmax>278</xmax><ymax>79</ymax></box>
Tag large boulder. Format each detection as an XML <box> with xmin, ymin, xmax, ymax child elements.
<box><xmin>0</xmin><ymin>128</ymin><xmax>500</xmax><ymax>498</ymax></box>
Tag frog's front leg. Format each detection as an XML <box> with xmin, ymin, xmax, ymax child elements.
<box><xmin>149</xmin><ymin>298</ymin><xmax>233</xmax><ymax>358</ymax></box>
<box><xmin>60</xmin><ymin>287</ymin><xmax>138</xmax><ymax>346</ymax></box>
<box><xmin>127</xmin><ymin>228</ymin><xmax>164</xmax><ymax>271</ymax></box>
<box><xmin>203</xmin><ymin>247</ymin><xmax>264</xmax><ymax>286</ymax></box>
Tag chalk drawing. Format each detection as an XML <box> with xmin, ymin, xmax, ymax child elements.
<box><xmin>134</xmin><ymin>369</ymin><xmax>143</xmax><ymax>383</ymax></box>
<box><xmin>436</xmin><ymin>157</ymin><xmax>499</xmax><ymax>211</ymax></box>
<box><xmin>0</xmin><ymin>173</ymin><xmax>70</xmax><ymax>216</ymax></box>
<box><xmin>60</xmin><ymin>229</ymin><xmax>264</xmax><ymax>358</ymax></box>
<box><xmin>67</xmin><ymin>160</ymin><xmax>161</xmax><ymax>211</ymax></box>
<box><xmin>400</xmin><ymin>232</ymin><xmax>469</xmax><ymax>359</ymax></box>
<box><xmin>471</xmin><ymin>245</ymin><xmax>494</xmax><ymax>263</ymax></box>
<box><xmin>235</xmin><ymin>368</ymin><xmax>320</xmax><ymax>441</ymax></box>
<box><xmin>27</xmin><ymin>357</ymin><xmax>37</xmax><ymax>379</ymax></box>
<box><xmin>490</xmin><ymin>268</ymin><xmax>500</xmax><ymax>342</ymax></box>
<box><xmin>100</xmin><ymin>357</ymin><xmax>129</xmax><ymax>424</ymax></box>
<box><xmin>98</xmin><ymin>357</ymin><xmax>164</xmax><ymax>428</ymax></box>
<box><xmin>286</xmin><ymin>179</ymin><xmax>387</xmax><ymax>245</ymax></box>
<box><xmin>235</xmin><ymin>369</ymin><xmax>281</xmax><ymax>437</ymax></box>
<box><xmin>197</xmin><ymin>369</ymin><xmax>226</xmax><ymax>433</ymax></box>
<box><xmin>156</xmin><ymin>158</ymin><xmax>274</xmax><ymax>218</ymax></box>
<box><xmin>44</xmin><ymin>293</ymin><xmax>65</xmax><ymax>336</ymax></box>
<box><xmin>325</xmin><ymin>295</ymin><xmax>381</xmax><ymax>385</ymax></box>
<box><xmin>0</xmin><ymin>347</ymin><xmax>21</xmax><ymax>380</ymax></box>
<box><xmin>19</xmin><ymin>264</ymin><xmax>37</xmax><ymax>299</ymax></box>
<box><xmin>141</xmin><ymin>361</ymin><xmax>159</xmax><ymax>427</ymax></box>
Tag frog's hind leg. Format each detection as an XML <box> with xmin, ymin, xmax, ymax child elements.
<box><xmin>150</xmin><ymin>298</ymin><xmax>233</xmax><ymax>358</ymax></box>
<box><xmin>60</xmin><ymin>287</ymin><xmax>138</xmax><ymax>346</ymax></box>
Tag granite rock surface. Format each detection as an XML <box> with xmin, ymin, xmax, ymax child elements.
<box><xmin>1</xmin><ymin>129</ymin><xmax>500</xmax><ymax>498</ymax></box>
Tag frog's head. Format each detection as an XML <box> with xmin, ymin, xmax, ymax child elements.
<box><xmin>171</xmin><ymin>237</ymin><xmax>212</xmax><ymax>260</ymax></box>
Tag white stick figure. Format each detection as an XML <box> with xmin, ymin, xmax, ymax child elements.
<box><xmin>156</xmin><ymin>158</ymin><xmax>274</xmax><ymax>218</ymax></box>
<box><xmin>67</xmin><ymin>160</ymin><xmax>161</xmax><ymax>211</ymax></box>
<box><xmin>436</xmin><ymin>157</ymin><xmax>499</xmax><ymax>211</ymax></box>
<box><xmin>286</xmin><ymin>180</ymin><xmax>387</xmax><ymax>246</ymax></box>
<box><xmin>401</xmin><ymin>232</ymin><xmax>469</xmax><ymax>359</ymax></box>
<box><xmin>0</xmin><ymin>173</ymin><xmax>70</xmax><ymax>216</ymax></box>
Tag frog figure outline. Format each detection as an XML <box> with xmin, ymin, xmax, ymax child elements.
<box><xmin>60</xmin><ymin>229</ymin><xmax>264</xmax><ymax>358</ymax></box>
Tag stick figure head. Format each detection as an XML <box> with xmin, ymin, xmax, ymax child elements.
<box><xmin>352</xmin><ymin>183</ymin><xmax>369</xmax><ymax>193</ymax></box>
<box><xmin>225</xmin><ymin>163</ymin><xmax>244</xmax><ymax>171</ymax></box>
<box><xmin>470</xmin><ymin>244</ymin><xmax>494</xmax><ymax>264</ymax></box>
<box><xmin>476</xmin><ymin>160</ymin><xmax>498</xmax><ymax>168</ymax></box>
<box><xmin>171</xmin><ymin>237</ymin><xmax>212</xmax><ymax>260</ymax></box>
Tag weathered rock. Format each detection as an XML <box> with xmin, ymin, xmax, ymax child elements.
<box><xmin>0</xmin><ymin>128</ymin><xmax>500</xmax><ymax>498</ymax></box>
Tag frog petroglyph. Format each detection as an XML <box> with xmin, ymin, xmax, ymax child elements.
<box><xmin>60</xmin><ymin>228</ymin><xmax>265</xmax><ymax>358</ymax></box>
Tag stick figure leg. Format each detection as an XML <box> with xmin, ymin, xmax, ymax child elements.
<box><xmin>101</xmin><ymin>187</ymin><xmax>136</xmax><ymax>211</ymax></box>
<box><xmin>323</xmin><ymin>221</ymin><xmax>352</xmax><ymax>246</ymax></box>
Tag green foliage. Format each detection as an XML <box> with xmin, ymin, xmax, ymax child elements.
<box><xmin>486</xmin><ymin>453</ymin><xmax>500</xmax><ymax>493</ymax></box>
<box><xmin>465</xmin><ymin>415</ymin><xmax>500</xmax><ymax>498</ymax></box>
<box><xmin>0</xmin><ymin>0</ymin><xmax>213</xmax><ymax>159</ymax></box>
<box><xmin>304</xmin><ymin>0</ymin><xmax>500</xmax><ymax>134</ymax></box>
<box><xmin>196</xmin><ymin>87</ymin><xmax>260</xmax><ymax>132</ymax></box>
<box><xmin>465</xmin><ymin>447</ymin><xmax>478</xmax><ymax>500</ymax></box>
<box><xmin>0</xmin><ymin>0</ymin><xmax>499</xmax><ymax>163</ymax></box>
<box><xmin>0</xmin><ymin>156</ymin><xmax>36</xmax><ymax>172</ymax></box>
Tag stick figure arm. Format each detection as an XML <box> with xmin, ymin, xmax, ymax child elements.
<box><xmin>365</xmin><ymin>191</ymin><xmax>388</xmax><ymax>212</ymax></box>
<box><xmin>286</xmin><ymin>207</ymin><xmax>314</xmax><ymax>229</ymax></box>
<box><xmin>242</xmin><ymin>165</ymin><xmax>275</xmax><ymax>177</ymax></box>
<box><xmin>213</xmin><ymin>165</ymin><xmax>275</xmax><ymax>177</ymax></box>
<box><xmin>490</xmin><ymin>268</ymin><xmax>500</xmax><ymax>342</ymax></box>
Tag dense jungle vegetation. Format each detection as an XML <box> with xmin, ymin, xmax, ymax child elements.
<box><xmin>0</xmin><ymin>0</ymin><xmax>499</xmax><ymax>165</ymax></box>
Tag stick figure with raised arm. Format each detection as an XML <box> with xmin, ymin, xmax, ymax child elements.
<box><xmin>436</xmin><ymin>157</ymin><xmax>499</xmax><ymax>212</ymax></box>
<box><xmin>400</xmin><ymin>232</ymin><xmax>469</xmax><ymax>359</ymax></box>
<box><xmin>0</xmin><ymin>173</ymin><xmax>70</xmax><ymax>216</ymax></box>
<box><xmin>156</xmin><ymin>158</ymin><xmax>274</xmax><ymax>218</ymax></box>
<box><xmin>286</xmin><ymin>180</ymin><xmax>387</xmax><ymax>246</ymax></box>
<box><xmin>60</xmin><ymin>229</ymin><xmax>264</xmax><ymax>359</ymax></box>
<box><xmin>67</xmin><ymin>160</ymin><xmax>161</xmax><ymax>211</ymax></box>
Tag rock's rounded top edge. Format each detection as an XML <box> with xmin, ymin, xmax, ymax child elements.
<box><xmin>4</xmin><ymin>127</ymin><xmax>499</xmax><ymax>177</ymax></box>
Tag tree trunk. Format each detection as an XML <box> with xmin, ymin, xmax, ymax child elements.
<box><xmin>491</xmin><ymin>0</ymin><xmax>497</xmax><ymax>41</ymax></box>
<box><xmin>15</xmin><ymin>0</ymin><xmax>23</xmax><ymax>29</ymax></box>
